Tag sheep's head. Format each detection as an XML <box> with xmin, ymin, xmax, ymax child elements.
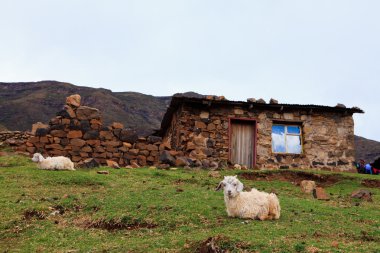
<box><xmin>216</xmin><ymin>175</ymin><xmax>244</xmax><ymax>198</ymax></box>
<box><xmin>31</xmin><ymin>153</ymin><xmax>43</xmax><ymax>162</ymax></box>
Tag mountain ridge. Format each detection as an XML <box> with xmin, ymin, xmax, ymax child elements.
<box><xmin>0</xmin><ymin>81</ymin><xmax>172</xmax><ymax>136</ymax></box>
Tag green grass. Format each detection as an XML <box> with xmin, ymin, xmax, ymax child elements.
<box><xmin>0</xmin><ymin>154</ymin><xmax>379</xmax><ymax>252</ymax></box>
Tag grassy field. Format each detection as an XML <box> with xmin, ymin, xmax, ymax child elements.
<box><xmin>0</xmin><ymin>154</ymin><xmax>379</xmax><ymax>252</ymax></box>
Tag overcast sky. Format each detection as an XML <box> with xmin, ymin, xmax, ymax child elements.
<box><xmin>1</xmin><ymin>0</ymin><xmax>379</xmax><ymax>141</ymax></box>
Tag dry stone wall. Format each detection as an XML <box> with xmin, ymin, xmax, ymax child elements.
<box><xmin>6</xmin><ymin>94</ymin><xmax>357</xmax><ymax>171</ymax></box>
<box><xmin>0</xmin><ymin>131</ymin><xmax>33</xmax><ymax>146</ymax></box>
<box><xmin>21</xmin><ymin>95</ymin><xmax>164</xmax><ymax>167</ymax></box>
<box><xmin>163</xmin><ymin>102</ymin><xmax>356</xmax><ymax>172</ymax></box>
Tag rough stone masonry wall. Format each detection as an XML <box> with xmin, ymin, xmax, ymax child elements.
<box><xmin>164</xmin><ymin>103</ymin><xmax>356</xmax><ymax>171</ymax></box>
<box><xmin>20</xmin><ymin>95</ymin><xmax>163</xmax><ymax>167</ymax></box>
<box><xmin>0</xmin><ymin>131</ymin><xmax>33</xmax><ymax>146</ymax></box>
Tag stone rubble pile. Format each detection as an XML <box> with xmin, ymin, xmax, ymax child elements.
<box><xmin>20</xmin><ymin>94</ymin><xmax>165</xmax><ymax>167</ymax></box>
<box><xmin>11</xmin><ymin>94</ymin><xmax>219</xmax><ymax>169</ymax></box>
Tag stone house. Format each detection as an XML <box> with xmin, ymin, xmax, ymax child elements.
<box><xmin>157</xmin><ymin>96</ymin><xmax>363</xmax><ymax>171</ymax></box>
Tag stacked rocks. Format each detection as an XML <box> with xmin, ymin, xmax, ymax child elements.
<box><xmin>163</xmin><ymin>106</ymin><xmax>228</xmax><ymax>169</ymax></box>
<box><xmin>25</xmin><ymin>94</ymin><xmax>162</xmax><ymax>167</ymax></box>
<box><xmin>0</xmin><ymin>131</ymin><xmax>33</xmax><ymax>147</ymax></box>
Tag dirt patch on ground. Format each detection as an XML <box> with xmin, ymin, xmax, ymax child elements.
<box><xmin>23</xmin><ymin>209</ymin><xmax>47</xmax><ymax>220</ymax></box>
<box><xmin>240</xmin><ymin>170</ymin><xmax>344</xmax><ymax>187</ymax></box>
<box><xmin>191</xmin><ymin>236</ymin><xmax>250</xmax><ymax>253</ymax></box>
<box><xmin>361</xmin><ymin>179</ymin><xmax>380</xmax><ymax>188</ymax></box>
<box><xmin>0</xmin><ymin>151</ymin><xmax>9</xmax><ymax>157</ymax></box>
<box><xmin>75</xmin><ymin>216</ymin><xmax>157</xmax><ymax>231</ymax></box>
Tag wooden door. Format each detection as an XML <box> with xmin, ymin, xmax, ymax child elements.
<box><xmin>230</xmin><ymin>120</ymin><xmax>256</xmax><ymax>168</ymax></box>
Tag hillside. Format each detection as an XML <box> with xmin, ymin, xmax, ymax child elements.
<box><xmin>355</xmin><ymin>135</ymin><xmax>380</xmax><ymax>162</ymax></box>
<box><xmin>0</xmin><ymin>81</ymin><xmax>172</xmax><ymax>136</ymax></box>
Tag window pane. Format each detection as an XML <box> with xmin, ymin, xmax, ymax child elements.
<box><xmin>286</xmin><ymin>135</ymin><xmax>302</xmax><ymax>154</ymax></box>
<box><xmin>272</xmin><ymin>125</ymin><xmax>285</xmax><ymax>153</ymax></box>
<box><xmin>272</xmin><ymin>125</ymin><xmax>285</xmax><ymax>135</ymax></box>
<box><xmin>287</xmin><ymin>126</ymin><xmax>300</xmax><ymax>135</ymax></box>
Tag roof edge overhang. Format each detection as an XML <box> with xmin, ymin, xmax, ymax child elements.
<box><xmin>155</xmin><ymin>96</ymin><xmax>364</xmax><ymax>136</ymax></box>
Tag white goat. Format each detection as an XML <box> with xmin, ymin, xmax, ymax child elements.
<box><xmin>216</xmin><ymin>175</ymin><xmax>280</xmax><ymax>220</ymax></box>
<box><xmin>31</xmin><ymin>153</ymin><xmax>75</xmax><ymax>171</ymax></box>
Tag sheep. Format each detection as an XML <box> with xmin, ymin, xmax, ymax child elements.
<box><xmin>216</xmin><ymin>175</ymin><xmax>280</xmax><ymax>220</ymax></box>
<box><xmin>31</xmin><ymin>153</ymin><xmax>75</xmax><ymax>171</ymax></box>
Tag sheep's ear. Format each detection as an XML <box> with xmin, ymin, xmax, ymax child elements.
<box><xmin>215</xmin><ymin>181</ymin><xmax>223</xmax><ymax>191</ymax></box>
<box><xmin>237</xmin><ymin>181</ymin><xmax>244</xmax><ymax>192</ymax></box>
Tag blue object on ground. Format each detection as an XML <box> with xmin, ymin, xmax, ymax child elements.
<box><xmin>365</xmin><ymin>164</ymin><xmax>372</xmax><ymax>174</ymax></box>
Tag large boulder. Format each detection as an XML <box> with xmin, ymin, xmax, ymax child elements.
<box><xmin>99</xmin><ymin>130</ymin><xmax>114</xmax><ymax>141</ymax></box>
<box><xmin>67</xmin><ymin>130</ymin><xmax>83</xmax><ymax>139</ymax></box>
<box><xmin>66</xmin><ymin>94</ymin><xmax>81</xmax><ymax>108</ymax></box>
<box><xmin>119</xmin><ymin>129</ymin><xmax>138</xmax><ymax>143</ymax></box>
<box><xmin>50</xmin><ymin>130</ymin><xmax>67</xmax><ymax>138</ymax></box>
<box><xmin>313</xmin><ymin>187</ymin><xmax>330</xmax><ymax>200</ymax></box>
<box><xmin>111</xmin><ymin>122</ymin><xmax>124</xmax><ymax>129</ymax></box>
<box><xmin>256</xmin><ymin>98</ymin><xmax>266</xmax><ymax>104</ymax></box>
<box><xmin>31</xmin><ymin>122</ymin><xmax>49</xmax><ymax>135</ymax></box>
<box><xmin>83</xmin><ymin>130</ymin><xmax>100</xmax><ymax>140</ymax></box>
<box><xmin>269</xmin><ymin>98</ymin><xmax>279</xmax><ymax>104</ymax></box>
<box><xmin>300</xmin><ymin>180</ymin><xmax>316</xmax><ymax>193</ymax></box>
<box><xmin>159</xmin><ymin>150</ymin><xmax>176</xmax><ymax>166</ymax></box>
<box><xmin>175</xmin><ymin>157</ymin><xmax>190</xmax><ymax>167</ymax></box>
<box><xmin>234</xmin><ymin>164</ymin><xmax>242</xmax><ymax>170</ymax></box>
<box><xmin>76</xmin><ymin>106</ymin><xmax>100</xmax><ymax>120</ymax></box>
<box><xmin>70</xmin><ymin>138</ymin><xmax>86</xmax><ymax>147</ymax></box>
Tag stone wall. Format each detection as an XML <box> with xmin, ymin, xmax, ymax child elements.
<box><xmin>6</xmin><ymin>94</ymin><xmax>357</xmax><ymax>171</ymax></box>
<box><xmin>0</xmin><ymin>131</ymin><xmax>33</xmax><ymax>147</ymax></box>
<box><xmin>20</xmin><ymin>95</ymin><xmax>164</xmax><ymax>168</ymax></box>
<box><xmin>163</xmin><ymin>102</ymin><xmax>356</xmax><ymax>171</ymax></box>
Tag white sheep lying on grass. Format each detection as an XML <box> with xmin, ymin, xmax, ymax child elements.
<box><xmin>216</xmin><ymin>175</ymin><xmax>280</xmax><ymax>220</ymax></box>
<box><xmin>31</xmin><ymin>153</ymin><xmax>75</xmax><ymax>171</ymax></box>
